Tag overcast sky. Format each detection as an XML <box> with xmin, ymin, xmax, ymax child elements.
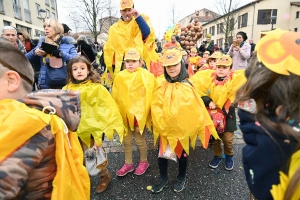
<box><xmin>57</xmin><ymin>0</ymin><xmax>252</xmax><ymax>39</ymax></box>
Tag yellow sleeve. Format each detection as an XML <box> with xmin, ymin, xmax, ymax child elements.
<box><xmin>228</xmin><ymin>70</ymin><xmax>246</xmax><ymax>103</ymax></box>
<box><xmin>190</xmin><ymin>70</ymin><xmax>214</xmax><ymax>96</ymax></box>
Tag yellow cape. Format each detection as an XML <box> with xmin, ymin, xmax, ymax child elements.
<box><xmin>191</xmin><ymin>69</ymin><xmax>246</xmax><ymax>108</ymax></box>
<box><xmin>112</xmin><ymin>67</ymin><xmax>157</xmax><ymax>134</ymax></box>
<box><xmin>104</xmin><ymin>14</ymin><xmax>160</xmax><ymax>79</ymax></box>
<box><xmin>63</xmin><ymin>81</ymin><xmax>125</xmax><ymax>146</ymax></box>
<box><xmin>0</xmin><ymin>99</ymin><xmax>90</xmax><ymax>200</ymax></box>
<box><xmin>271</xmin><ymin>150</ymin><xmax>300</xmax><ymax>200</ymax></box>
<box><xmin>151</xmin><ymin>80</ymin><xmax>219</xmax><ymax>157</ymax></box>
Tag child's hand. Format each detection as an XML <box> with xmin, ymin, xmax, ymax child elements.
<box><xmin>209</xmin><ymin>101</ymin><xmax>216</xmax><ymax>109</ymax></box>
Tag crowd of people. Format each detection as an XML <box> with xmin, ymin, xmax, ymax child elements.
<box><xmin>0</xmin><ymin>0</ymin><xmax>299</xmax><ymax>199</ymax></box>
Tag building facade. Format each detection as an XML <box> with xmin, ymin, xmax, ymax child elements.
<box><xmin>199</xmin><ymin>0</ymin><xmax>300</xmax><ymax>48</ymax></box>
<box><xmin>0</xmin><ymin>0</ymin><xmax>58</xmax><ymax>38</ymax></box>
<box><xmin>179</xmin><ymin>8</ymin><xmax>220</xmax><ymax>27</ymax></box>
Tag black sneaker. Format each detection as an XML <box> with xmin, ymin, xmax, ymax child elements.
<box><xmin>225</xmin><ymin>155</ymin><xmax>234</xmax><ymax>171</ymax></box>
<box><xmin>151</xmin><ymin>178</ymin><xmax>168</xmax><ymax>193</ymax></box>
<box><xmin>174</xmin><ymin>177</ymin><xmax>187</xmax><ymax>192</ymax></box>
<box><xmin>209</xmin><ymin>156</ymin><xmax>222</xmax><ymax>169</ymax></box>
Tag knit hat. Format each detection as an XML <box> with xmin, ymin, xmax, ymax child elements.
<box><xmin>62</xmin><ymin>23</ymin><xmax>72</xmax><ymax>34</ymax></box>
<box><xmin>120</xmin><ymin>0</ymin><xmax>133</xmax><ymax>10</ymax></box>
<box><xmin>163</xmin><ymin>48</ymin><xmax>182</xmax><ymax>67</ymax></box>
<box><xmin>237</xmin><ymin>31</ymin><xmax>248</xmax><ymax>41</ymax></box>
<box><xmin>124</xmin><ymin>48</ymin><xmax>140</xmax><ymax>61</ymax></box>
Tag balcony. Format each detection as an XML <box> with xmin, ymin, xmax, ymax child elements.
<box><xmin>24</xmin><ymin>9</ymin><xmax>31</xmax><ymax>23</ymax></box>
<box><xmin>13</xmin><ymin>3</ymin><xmax>22</xmax><ymax>19</ymax></box>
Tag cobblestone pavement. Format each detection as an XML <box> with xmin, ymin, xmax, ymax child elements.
<box><xmin>90</xmin><ymin>129</ymin><xmax>248</xmax><ymax>200</ymax></box>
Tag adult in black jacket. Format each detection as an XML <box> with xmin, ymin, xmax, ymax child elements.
<box><xmin>77</xmin><ymin>35</ymin><xmax>96</xmax><ymax>64</ymax></box>
<box><xmin>204</xmin><ymin>33</ymin><xmax>214</xmax><ymax>55</ymax></box>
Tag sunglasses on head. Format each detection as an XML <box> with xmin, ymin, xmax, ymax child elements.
<box><xmin>17</xmin><ymin>32</ymin><xmax>23</xmax><ymax>36</ymax></box>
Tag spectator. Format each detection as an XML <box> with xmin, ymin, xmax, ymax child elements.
<box><xmin>163</xmin><ymin>35</ymin><xmax>181</xmax><ymax>49</ymax></box>
<box><xmin>0</xmin><ymin>26</ymin><xmax>26</xmax><ymax>54</ymax></box>
<box><xmin>62</xmin><ymin>23</ymin><xmax>72</xmax><ymax>36</ymax></box>
<box><xmin>198</xmin><ymin>41</ymin><xmax>206</xmax><ymax>57</ymax></box>
<box><xmin>204</xmin><ymin>33</ymin><xmax>214</xmax><ymax>55</ymax></box>
<box><xmin>77</xmin><ymin>35</ymin><xmax>96</xmax><ymax>64</ymax></box>
<box><xmin>26</xmin><ymin>19</ymin><xmax>78</xmax><ymax>89</ymax></box>
<box><xmin>249</xmin><ymin>39</ymin><xmax>256</xmax><ymax>56</ymax></box>
<box><xmin>224</xmin><ymin>42</ymin><xmax>230</xmax><ymax>54</ymax></box>
<box><xmin>227</xmin><ymin>31</ymin><xmax>251</xmax><ymax>71</ymax></box>
<box><xmin>16</xmin><ymin>28</ymin><xmax>35</xmax><ymax>53</ymax></box>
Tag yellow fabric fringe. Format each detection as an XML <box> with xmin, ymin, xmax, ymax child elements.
<box><xmin>112</xmin><ymin>67</ymin><xmax>157</xmax><ymax>134</ymax></box>
<box><xmin>63</xmin><ymin>81</ymin><xmax>125</xmax><ymax>146</ymax></box>
<box><xmin>0</xmin><ymin>99</ymin><xmax>90</xmax><ymax>200</ymax></box>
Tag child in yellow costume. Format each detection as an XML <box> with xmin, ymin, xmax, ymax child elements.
<box><xmin>112</xmin><ymin>48</ymin><xmax>156</xmax><ymax>176</ymax></box>
<box><xmin>235</xmin><ymin>29</ymin><xmax>300</xmax><ymax>200</ymax></box>
<box><xmin>104</xmin><ymin>0</ymin><xmax>161</xmax><ymax>79</ymax></box>
<box><xmin>188</xmin><ymin>47</ymin><xmax>201</xmax><ymax>72</ymax></box>
<box><xmin>63</xmin><ymin>56</ymin><xmax>125</xmax><ymax>194</ymax></box>
<box><xmin>199</xmin><ymin>52</ymin><xmax>223</xmax><ymax>70</ymax></box>
<box><xmin>0</xmin><ymin>41</ymin><xmax>89</xmax><ymax>200</ymax></box>
<box><xmin>191</xmin><ymin>55</ymin><xmax>246</xmax><ymax>171</ymax></box>
<box><xmin>150</xmin><ymin>48</ymin><xmax>219</xmax><ymax>193</ymax></box>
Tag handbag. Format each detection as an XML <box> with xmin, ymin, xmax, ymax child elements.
<box><xmin>46</xmin><ymin>57</ymin><xmax>67</xmax><ymax>87</ymax></box>
<box><xmin>84</xmin><ymin>147</ymin><xmax>108</xmax><ymax>176</ymax></box>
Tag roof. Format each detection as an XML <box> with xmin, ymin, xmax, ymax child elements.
<box><xmin>202</xmin><ymin>0</ymin><xmax>262</xmax><ymax>26</ymax></box>
<box><xmin>178</xmin><ymin>8</ymin><xmax>220</xmax><ymax>23</ymax></box>
<box><xmin>290</xmin><ymin>2</ymin><xmax>300</xmax><ymax>6</ymax></box>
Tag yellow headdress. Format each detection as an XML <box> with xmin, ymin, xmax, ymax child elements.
<box><xmin>255</xmin><ymin>29</ymin><xmax>300</xmax><ymax>76</ymax></box>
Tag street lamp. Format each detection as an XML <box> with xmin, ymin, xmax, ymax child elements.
<box><xmin>38</xmin><ymin>9</ymin><xmax>47</xmax><ymax>22</ymax></box>
<box><xmin>270</xmin><ymin>16</ymin><xmax>277</xmax><ymax>31</ymax></box>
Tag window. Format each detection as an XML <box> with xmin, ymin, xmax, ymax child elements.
<box><xmin>16</xmin><ymin>24</ymin><xmax>31</xmax><ymax>36</ymax></box>
<box><xmin>238</xmin><ymin>13</ymin><xmax>248</xmax><ymax>28</ymax></box>
<box><xmin>217</xmin><ymin>38</ymin><xmax>223</xmax><ymax>47</ymax></box>
<box><xmin>50</xmin><ymin>0</ymin><xmax>55</xmax><ymax>9</ymax></box>
<box><xmin>13</xmin><ymin>0</ymin><xmax>22</xmax><ymax>19</ymax></box>
<box><xmin>45</xmin><ymin>0</ymin><xmax>50</xmax><ymax>5</ymax></box>
<box><xmin>257</xmin><ymin>9</ymin><xmax>277</xmax><ymax>24</ymax></box>
<box><xmin>0</xmin><ymin>0</ymin><xmax>4</xmax><ymax>13</ymax></box>
<box><xmin>211</xmin><ymin>26</ymin><xmax>215</xmax><ymax>36</ymax></box>
<box><xmin>296</xmin><ymin>11</ymin><xmax>299</xmax><ymax>19</ymax></box>
<box><xmin>46</xmin><ymin>9</ymin><xmax>50</xmax><ymax>18</ymax></box>
<box><xmin>3</xmin><ymin>20</ymin><xmax>11</xmax><ymax>26</ymax></box>
<box><xmin>295</xmin><ymin>28</ymin><xmax>298</xmax><ymax>32</ymax></box>
<box><xmin>220</xmin><ymin>22</ymin><xmax>224</xmax><ymax>33</ymax></box>
<box><xmin>217</xmin><ymin>24</ymin><xmax>220</xmax><ymax>34</ymax></box>
<box><xmin>23</xmin><ymin>0</ymin><xmax>31</xmax><ymax>22</ymax></box>
<box><xmin>52</xmin><ymin>12</ymin><xmax>55</xmax><ymax>19</ymax></box>
<box><xmin>230</xmin><ymin>18</ymin><xmax>234</xmax><ymax>31</ymax></box>
<box><xmin>35</xmin><ymin>29</ymin><xmax>45</xmax><ymax>37</ymax></box>
<box><xmin>203</xmin><ymin>29</ymin><xmax>207</xmax><ymax>38</ymax></box>
<box><xmin>36</xmin><ymin>3</ymin><xmax>41</xmax><ymax>17</ymax></box>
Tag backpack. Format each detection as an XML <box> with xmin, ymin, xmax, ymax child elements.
<box><xmin>207</xmin><ymin>107</ymin><xmax>226</xmax><ymax>134</ymax></box>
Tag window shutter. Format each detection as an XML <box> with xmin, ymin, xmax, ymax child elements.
<box><xmin>244</xmin><ymin>13</ymin><xmax>248</xmax><ymax>27</ymax></box>
<box><xmin>272</xmin><ymin>9</ymin><xmax>277</xmax><ymax>24</ymax></box>
<box><xmin>238</xmin><ymin>16</ymin><xmax>241</xmax><ymax>28</ymax></box>
<box><xmin>257</xmin><ymin>10</ymin><xmax>263</xmax><ymax>24</ymax></box>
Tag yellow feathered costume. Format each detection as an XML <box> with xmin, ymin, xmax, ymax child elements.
<box><xmin>63</xmin><ymin>81</ymin><xmax>125</xmax><ymax>146</ymax></box>
<box><xmin>104</xmin><ymin>14</ymin><xmax>160</xmax><ymax>79</ymax></box>
<box><xmin>191</xmin><ymin>69</ymin><xmax>246</xmax><ymax>110</ymax></box>
<box><xmin>151</xmin><ymin>79</ymin><xmax>219</xmax><ymax>158</ymax></box>
<box><xmin>112</xmin><ymin>67</ymin><xmax>157</xmax><ymax>134</ymax></box>
<box><xmin>0</xmin><ymin>99</ymin><xmax>90</xmax><ymax>200</ymax></box>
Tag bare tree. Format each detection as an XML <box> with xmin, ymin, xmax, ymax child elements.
<box><xmin>168</xmin><ymin>2</ymin><xmax>183</xmax><ymax>25</ymax></box>
<box><xmin>209</xmin><ymin>0</ymin><xmax>244</xmax><ymax>43</ymax></box>
<box><xmin>63</xmin><ymin>0</ymin><xmax>118</xmax><ymax>42</ymax></box>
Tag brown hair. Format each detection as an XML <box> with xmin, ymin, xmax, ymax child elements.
<box><xmin>0</xmin><ymin>40</ymin><xmax>34</xmax><ymax>92</ymax></box>
<box><xmin>16</xmin><ymin>28</ymin><xmax>31</xmax><ymax>41</ymax></box>
<box><xmin>66</xmin><ymin>56</ymin><xmax>100</xmax><ymax>83</ymax></box>
<box><xmin>43</xmin><ymin>19</ymin><xmax>64</xmax><ymax>36</ymax></box>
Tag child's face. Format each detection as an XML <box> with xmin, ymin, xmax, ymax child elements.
<box><xmin>125</xmin><ymin>60</ymin><xmax>139</xmax><ymax>72</ymax></box>
<box><xmin>72</xmin><ymin>62</ymin><xmax>89</xmax><ymax>81</ymax></box>
<box><xmin>216</xmin><ymin>65</ymin><xmax>231</xmax><ymax>78</ymax></box>
<box><xmin>191</xmin><ymin>52</ymin><xmax>197</xmax><ymax>57</ymax></box>
<box><xmin>166</xmin><ymin>62</ymin><xmax>181</xmax><ymax>79</ymax></box>
<box><xmin>203</xmin><ymin>53</ymin><xmax>209</xmax><ymax>59</ymax></box>
<box><xmin>209</xmin><ymin>59</ymin><xmax>217</xmax><ymax>69</ymax></box>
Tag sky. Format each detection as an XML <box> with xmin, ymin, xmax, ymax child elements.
<box><xmin>57</xmin><ymin>0</ymin><xmax>252</xmax><ymax>39</ymax></box>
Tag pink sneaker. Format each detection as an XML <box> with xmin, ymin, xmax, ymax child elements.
<box><xmin>116</xmin><ymin>163</ymin><xmax>134</xmax><ymax>176</ymax></box>
<box><xmin>134</xmin><ymin>161</ymin><xmax>149</xmax><ymax>175</ymax></box>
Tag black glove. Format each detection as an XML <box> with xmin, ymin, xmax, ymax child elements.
<box><xmin>52</xmin><ymin>49</ymin><xmax>62</xmax><ymax>58</ymax></box>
